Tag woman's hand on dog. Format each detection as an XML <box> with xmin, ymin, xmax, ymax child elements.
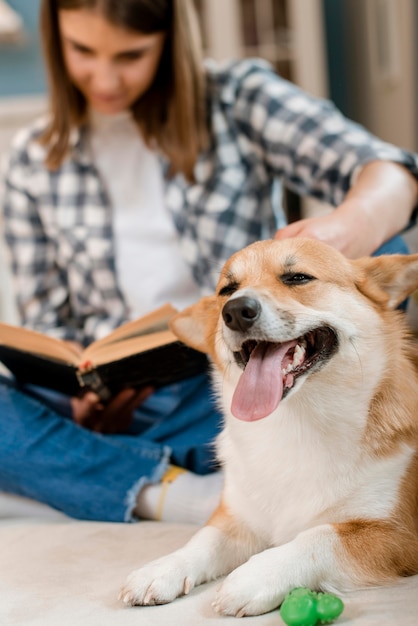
<box><xmin>275</xmin><ymin>208</ymin><xmax>365</xmax><ymax>258</ymax></box>
<box><xmin>71</xmin><ymin>387</ymin><xmax>154</xmax><ymax>434</ymax></box>
<box><xmin>276</xmin><ymin>161</ymin><xmax>418</xmax><ymax>258</ymax></box>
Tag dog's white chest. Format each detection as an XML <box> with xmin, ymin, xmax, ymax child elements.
<box><xmin>219</xmin><ymin>415</ymin><xmax>335</xmax><ymax>540</ymax></box>
<box><xmin>218</xmin><ymin>397</ymin><xmax>413</xmax><ymax>547</ymax></box>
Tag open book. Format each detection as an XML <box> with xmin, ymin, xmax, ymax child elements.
<box><xmin>0</xmin><ymin>304</ymin><xmax>208</xmax><ymax>401</ymax></box>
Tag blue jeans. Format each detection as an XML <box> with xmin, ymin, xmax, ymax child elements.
<box><xmin>0</xmin><ymin>234</ymin><xmax>409</xmax><ymax>522</ymax></box>
<box><xmin>373</xmin><ymin>234</ymin><xmax>409</xmax><ymax>309</ymax></box>
<box><xmin>0</xmin><ymin>372</ymin><xmax>222</xmax><ymax>522</ymax></box>
<box><xmin>373</xmin><ymin>234</ymin><xmax>409</xmax><ymax>256</ymax></box>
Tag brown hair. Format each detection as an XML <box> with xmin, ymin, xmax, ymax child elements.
<box><xmin>39</xmin><ymin>0</ymin><xmax>208</xmax><ymax>179</ymax></box>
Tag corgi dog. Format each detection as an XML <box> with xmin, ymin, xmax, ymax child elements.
<box><xmin>121</xmin><ymin>238</ymin><xmax>418</xmax><ymax>617</ymax></box>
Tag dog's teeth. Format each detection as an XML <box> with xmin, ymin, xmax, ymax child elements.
<box><xmin>293</xmin><ymin>343</ymin><xmax>306</xmax><ymax>367</ymax></box>
<box><xmin>281</xmin><ymin>342</ymin><xmax>306</xmax><ymax>376</ymax></box>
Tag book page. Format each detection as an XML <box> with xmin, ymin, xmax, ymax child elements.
<box><xmin>81</xmin><ymin>328</ymin><xmax>178</xmax><ymax>366</ymax></box>
<box><xmin>0</xmin><ymin>322</ymin><xmax>81</xmax><ymax>364</ymax></box>
<box><xmin>0</xmin><ymin>303</ymin><xmax>179</xmax><ymax>368</ymax></box>
<box><xmin>87</xmin><ymin>303</ymin><xmax>178</xmax><ymax>351</ymax></box>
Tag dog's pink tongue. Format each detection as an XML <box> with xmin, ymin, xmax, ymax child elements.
<box><xmin>231</xmin><ymin>340</ymin><xmax>297</xmax><ymax>421</ymax></box>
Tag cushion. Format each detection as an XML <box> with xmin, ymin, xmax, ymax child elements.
<box><xmin>1</xmin><ymin>520</ymin><xmax>418</xmax><ymax>625</ymax></box>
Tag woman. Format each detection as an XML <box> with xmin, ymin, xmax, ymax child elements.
<box><xmin>1</xmin><ymin>0</ymin><xmax>417</xmax><ymax>523</ymax></box>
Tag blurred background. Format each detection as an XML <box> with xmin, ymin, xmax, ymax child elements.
<box><xmin>0</xmin><ymin>0</ymin><xmax>417</xmax><ymax>326</ymax></box>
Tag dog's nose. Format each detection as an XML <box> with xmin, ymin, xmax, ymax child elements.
<box><xmin>222</xmin><ymin>296</ymin><xmax>261</xmax><ymax>332</ymax></box>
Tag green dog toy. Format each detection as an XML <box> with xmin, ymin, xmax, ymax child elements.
<box><xmin>280</xmin><ymin>587</ymin><xmax>344</xmax><ymax>626</ymax></box>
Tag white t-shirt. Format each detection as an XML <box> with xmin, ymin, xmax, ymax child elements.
<box><xmin>89</xmin><ymin>111</ymin><xmax>201</xmax><ymax>319</ymax></box>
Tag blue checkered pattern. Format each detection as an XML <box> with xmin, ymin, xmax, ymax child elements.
<box><xmin>2</xmin><ymin>58</ymin><xmax>418</xmax><ymax>345</ymax></box>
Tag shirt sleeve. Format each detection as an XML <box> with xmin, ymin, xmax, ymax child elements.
<box><xmin>1</xmin><ymin>138</ymin><xmax>80</xmax><ymax>342</ymax></box>
<box><xmin>230</xmin><ymin>60</ymin><xmax>418</xmax><ymax>207</ymax></box>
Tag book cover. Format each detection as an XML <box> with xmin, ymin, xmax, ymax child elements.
<box><xmin>0</xmin><ymin>341</ymin><xmax>209</xmax><ymax>401</ymax></box>
<box><xmin>0</xmin><ymin>304</ymin><xmax>209</xmax><ymax>401</ymax></box>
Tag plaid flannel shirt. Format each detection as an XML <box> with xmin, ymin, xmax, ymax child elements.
<box><xmin>2</xmin><ymin>58</ymin><xmax>418</xmax><ymax>344</ymax></box>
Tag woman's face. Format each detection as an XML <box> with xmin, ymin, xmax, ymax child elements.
<box><xmin>58</xmin><ymin>8</ymin><xmax>166</xmax><ymax>114</ymax></box>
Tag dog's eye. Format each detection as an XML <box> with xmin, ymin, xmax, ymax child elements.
<box><xmin>219</xmin><ymin>282</ymin><xmax>239</xmax><ymax>297</ymax></box>
<box><xmin>280</xmin><ymin>272</ymin><xmax>316</xmax><ymax>285</ymax></box>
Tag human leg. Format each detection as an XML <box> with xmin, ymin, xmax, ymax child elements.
<box><xmin>372</xmin><ymin>233</ymin><xmax>409</xmax><ymax>256</ymax></box>
<box><xmin>127</xmin><ymin>373</ymin><xmax>225</xmax><ymax>523</ymax></box>
<box><xmin>0</xmin><ymin>372</ymin><xmax>222</xmax><ymax>523</ymax></box>
<box><xmin>373</xmin><ymin>234</ymin><xmax>409</xmax><ymax>310</ymax></box>
<box><xmin>131</xmin><ymin>372</ymin><xmax>223</xmax><ymax>474</ymax></box>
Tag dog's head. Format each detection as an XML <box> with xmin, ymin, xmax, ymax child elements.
<box><xmin>171</xmin><ymin>238</ymin><xmax>418</xmax><ymax>422</ymax></box>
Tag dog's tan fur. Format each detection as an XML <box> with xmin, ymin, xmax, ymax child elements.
<box><xmin>121</xmin><ymin>238</ymin><xmax>418</xmax><ymax>616</ymax></box>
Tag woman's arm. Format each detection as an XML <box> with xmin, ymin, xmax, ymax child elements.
<box><xmin>275</xmin><ymin>160</ymin><xmax>418</xmax><ymax>257</ymax></box>
<box><xmin>230</xmin><ymin>61</ymin><xmax>418</xmax><ymax>256</ymax></box>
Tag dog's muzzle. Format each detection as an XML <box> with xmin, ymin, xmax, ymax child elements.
<box><xmin>221</xmin><ymin>296</ymin><xmax>338</xmax><ymax>422</ymax></box>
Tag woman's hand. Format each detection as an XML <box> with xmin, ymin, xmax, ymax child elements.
<box><xmin>276</xmin><ymin>161</ymin><xmax>418</xmax><ymax>258</ymax></box>
<box><xmin>71</xmin><ymin>386</ymin><xmax>154</xmax><ymax>434</ymax></box>
<box><xmin>275</xmin><ymin>207</ymin><xmax>365</xmax><ymax>258</ymax></box>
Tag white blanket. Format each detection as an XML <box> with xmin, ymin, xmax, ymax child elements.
<box><xmin>1</xmin><ymin>517</ymin><xmax>418</xmax><ymax>626</ymax></box>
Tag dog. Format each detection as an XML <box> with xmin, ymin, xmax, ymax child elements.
<box><xmin>120</xmin><ymin>238</ymin><xmax>418</xmax><ymax>617</ymax></box>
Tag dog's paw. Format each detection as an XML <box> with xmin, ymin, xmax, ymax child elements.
<box><xmin>212</xmin><ymin>559</ymin><xmax>286</xmax><ymax>617</ymax></box>
<box><xmin>119</xmin><ymin>554</ymin><xmax>196</xmax><ymax>607</ymax></box>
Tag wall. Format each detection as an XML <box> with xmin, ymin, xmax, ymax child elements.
<box><xmin>0</xmin><ymin>0</ymin><xmax>46</xmax><ymax>170</ymax></box>
<box><xmin>323</xmin><ymin>0</ymin><xmax>417</xmax><ymax>152</ymax></box>
<box><xmin>0</xmin><ymin>0</ymin><xmax>45</xmax><ymax>97</ymax></box>
<box><xmin>0</xmin><ymin>1</ymin><xmax>47</xmax><ymax>322</ymax></box>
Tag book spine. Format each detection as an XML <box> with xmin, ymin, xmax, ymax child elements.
<box><xmin>76</xmin><ymin>368</ymin><xmax>112</xmax><ymax>402</ymax></box>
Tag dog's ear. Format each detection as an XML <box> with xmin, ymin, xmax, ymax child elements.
<box><xmin>170</xmin><ymin>296</ymin><xmax>219</xmax><ymax>354</ymax></box>
<box><xmin>353</xmin><ymin>253</ymin><xmax>418</xmax><ymax>309</ymax></box>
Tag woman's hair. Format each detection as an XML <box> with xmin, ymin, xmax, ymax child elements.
<box><xmin>39</xmin><ymin>0</ymin><xmax>208</xmax><ymax>179</ymax></box>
